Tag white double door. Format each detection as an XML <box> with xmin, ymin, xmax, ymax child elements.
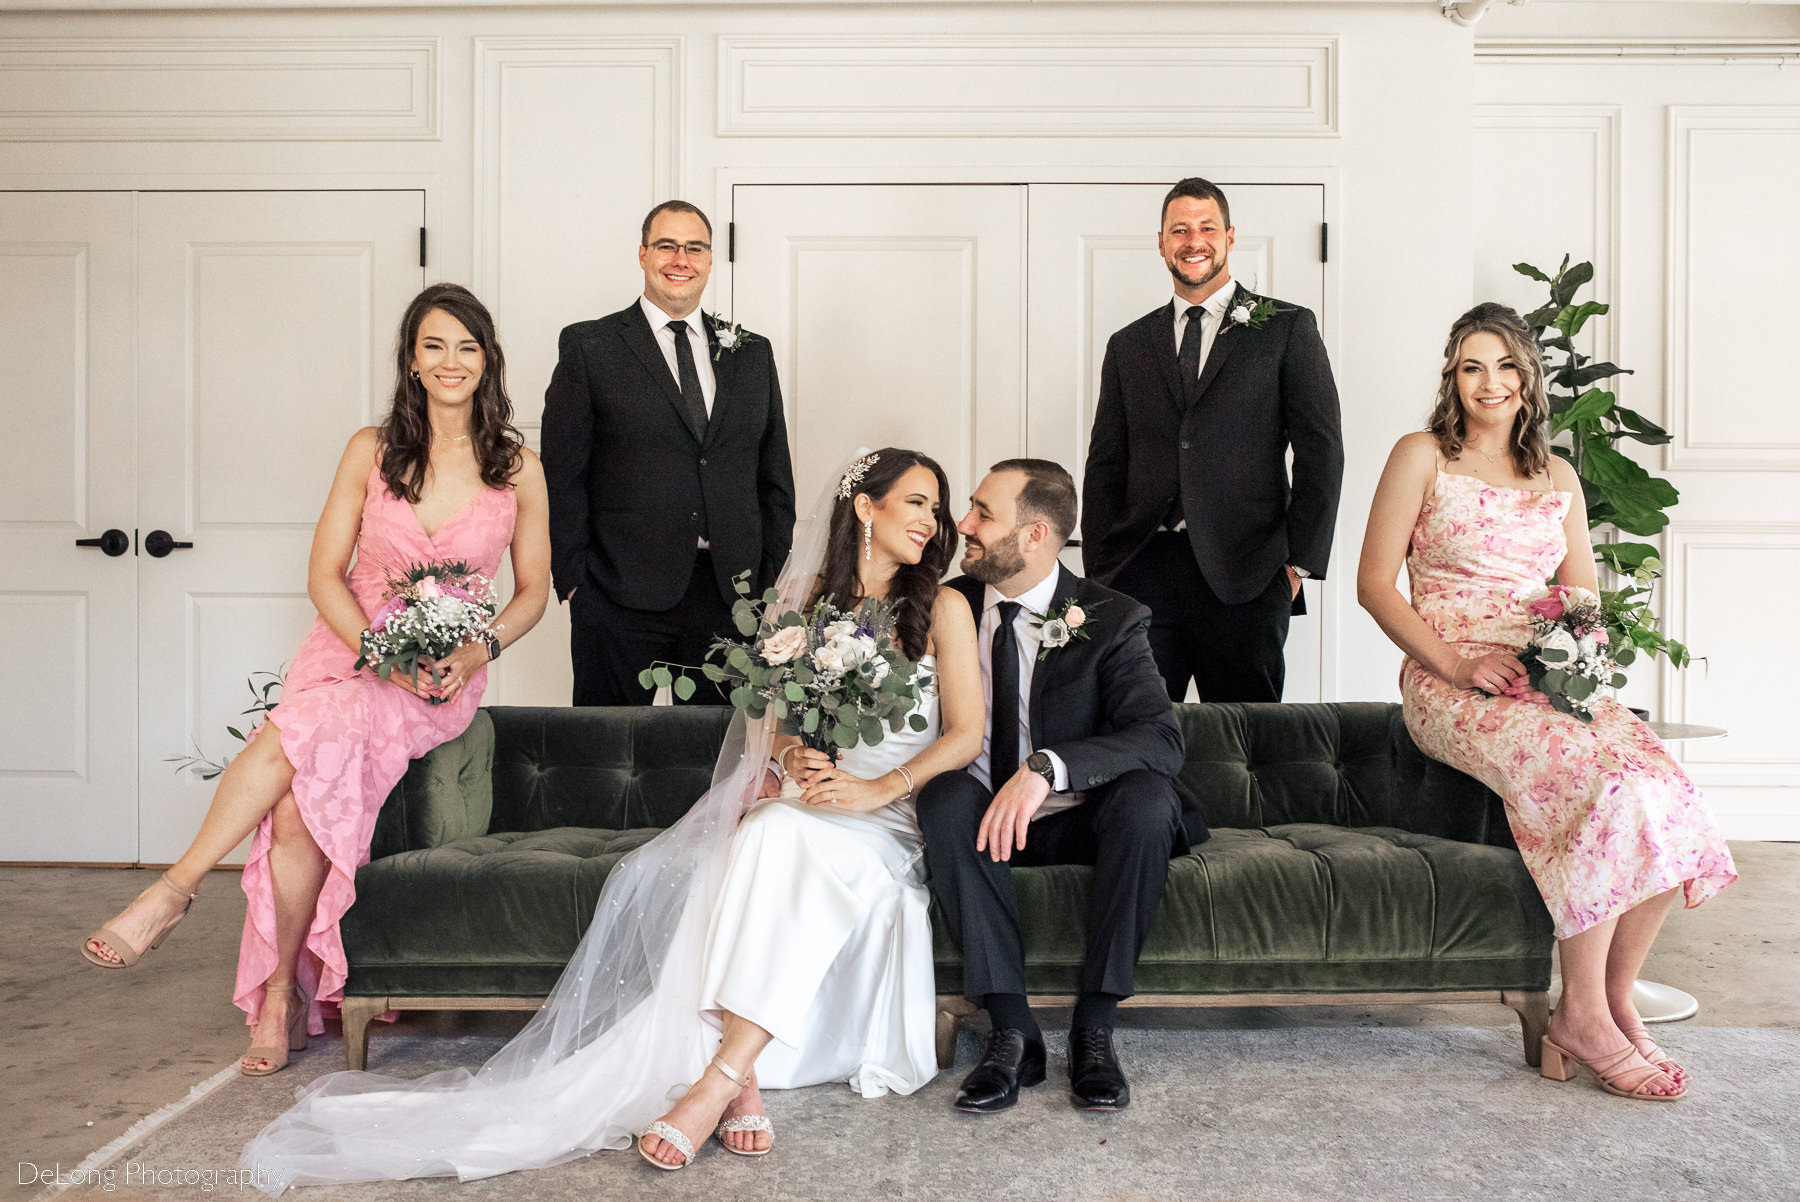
<box><xmin>731</xmin><ymin>182</ymin><xmax>1328</xmax><ymax>700</ymax></box>
<box><xmin>0</xmin><ymin>191</ymin><xmax>423</xmax><ymax>863</ymax></box>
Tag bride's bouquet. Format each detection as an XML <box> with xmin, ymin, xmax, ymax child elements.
<box><xmin>641</xmin><ymin>572</ymin><xmax>933</xmax><ymax>793</ymax></box>
<box><xmin>1518</xmin><ymin>584</ymin><xmax>1631</xmax><ymax>723</ymax></box>
<box><xmin>356</xmin><ymin>560</ymin><xmax>498</xmax><ymax>704</ymax></box>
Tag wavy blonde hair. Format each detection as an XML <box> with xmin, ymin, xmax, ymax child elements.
<box><xmin>1426</xmin><ymin>302</ymin><xmax>1551</xmax><ymax>479</ymax></box>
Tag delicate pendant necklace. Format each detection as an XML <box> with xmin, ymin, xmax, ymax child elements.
<box><xmin>433</xmin><ymin>429</ymin><xmax>470</xmax><ymax>443</ymax></box>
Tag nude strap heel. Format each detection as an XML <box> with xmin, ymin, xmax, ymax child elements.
<box><xmin>81</xmin><ymin>873</ymin><xmax>200</xmax><ymax>969</ymax></box>
<box><xmin>241</xmin><ymin>986</ymin><xmax>309</xmax><ymax>1077</ymax></box>
<box><xmin>1539</xmin><ymin>1036</ymin><xmax>1683</xmax><ymax>1101</ymax></box>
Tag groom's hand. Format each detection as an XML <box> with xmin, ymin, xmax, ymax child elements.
<box><xmin>977</xmin><ymin>767</ymin><xmax>1052</xmax><ymax>863</ymax></box>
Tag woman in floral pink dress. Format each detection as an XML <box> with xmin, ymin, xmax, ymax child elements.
<box><xmin>81</xmin><ymin>284</ymin><xmax>551</xmax><ymax>1076</ymax></box>
<box><xmin>1358</xmin><ymin>302</ymin><xmax>1734</xmax><ymax>1102</ymax></box>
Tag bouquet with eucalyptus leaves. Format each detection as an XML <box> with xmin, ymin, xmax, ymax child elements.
<box><xmin>643</xmin><ymin>573</ymin><xmax>933</xmax><ymax>791</ymax></box>
<box><xmin>1518</xmin><ymin>584</ymin><xmax>1630</xmax><ymax>724</ymax></box>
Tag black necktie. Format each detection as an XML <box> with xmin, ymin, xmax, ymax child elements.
<box><xmin>1177</xmin><ymin>304</ymin><xmax>1207</xmax><ymax>404</ymax></box>
<box><xmin>990</xmin><ymin>601</ymin><xmax>1023</xmax><ymax>786</ymax></box>
<box><xmin>668</xmin><ymin>319</ymin><xmax>708</xmax><ymax>439</ymax></box>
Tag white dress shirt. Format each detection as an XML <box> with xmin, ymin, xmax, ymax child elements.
<box><xmin>971</xmin><ymin>570</ymin><xmax>1080</xmax><ymax>820</ymax></box>
<box><xmin>639</xmin><ymin>295</ymin><xmax>717</xmax><ymax>417</ymax></box>
<box><xmin>1170</xmin><ymin>277</ymin><xmax>1239</xmax><ymax>383</ymax></box>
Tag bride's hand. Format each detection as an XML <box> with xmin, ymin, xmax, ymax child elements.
<box><xmin>1447</xmin><ymin>652</ymin><xmax>1526</xmax><ymax>696</ymax></box>
<box><xmin>783</xmin><ymin>747</ymin><xmax>834</xmax><ymax>790</ymax></box>
<box><xmin>1501</xmin><ymin>678</ymin><xmax>1551</xmax><ymax>706</ymax></box>
<box><xmin>800</xmin><ymin>767</ymin><xmax>889</xmax><ymax>813</ymax></box>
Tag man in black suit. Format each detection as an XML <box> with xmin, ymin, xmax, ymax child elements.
<box><xmin>1082</xmin><ymin>177</ymin><xmax>1343</xmax><ymax>703</ymax></box>
<box><xmin>541</xmin><ymin>200</ymin><xmax>795</xmax><ymax>705</ymax></box>
<box><xmin>917</xmin><ymin>460</ymin><xmax>1193</xmax><ymax>1114</ymax></box>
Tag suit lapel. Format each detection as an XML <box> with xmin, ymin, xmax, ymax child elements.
<box><xmin>1147</xmin><ymin>302</ymin><xmax>1187</xmax><ymax>418</ymax></box>
<box><xmin>1189</xmin><ymin>292</ymin><xmax>1249</xmax><ymax>408</ymax></box>
<box><xmin>1027</xmin><ymin>564</ymin><xmax>1080</xmax><ymax>746</ymax></box>
<box><xmin>618</xmin><ymin>301</ymin><xmax>703</xmax><ymax>444</ymax></box>
<box><xmin>700</xmin><ymin>314</ymin><xmax>732</xmax><ymax>448</ymax></box>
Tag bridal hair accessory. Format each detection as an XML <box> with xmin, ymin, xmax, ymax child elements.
<box><xmin>863</xmin><ymin>518</ymin><xmax>873</xmax><ymax>560</ymax></box>
<box><xmin>838</xmin><ymin>452</ymin><xmax>880</xmax><ymax>500</ymax></box>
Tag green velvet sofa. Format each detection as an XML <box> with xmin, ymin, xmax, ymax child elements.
<box><xmin>339</xmin><ymin>703</ymin><xmax>1554</xmax><ymax>1071</ymax></box>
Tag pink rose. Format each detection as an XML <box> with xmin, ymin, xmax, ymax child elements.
<box><xmin>762</xmin><ymin>624</ymin><xmax>807</xmax><ymax>665</ymax></box>
<box><xmin>1526</xmin><ymin>592</ymin><xmax>1565</xmax><ymax>622</ymax></box>
<box><xmin>1064</xmin><ymin>605</ymin><xmax>1086</xmax><ymax>630</ymax></box>
<box><xmin>418</xmin><ymin>575</ymin><xmax>443</xmax><ymax>599</ymax></box>
<box><xmin>1592</xmin><ymin>628</ymin><xmax>1609</xmax><ymax>644</ymax></box>
<box><xmin>369</xmin><ymin>596</ymin><xmax>407</xmax><ymax>633</ymax></box>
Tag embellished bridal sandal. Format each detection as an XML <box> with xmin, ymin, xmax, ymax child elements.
<box><xmin>710</xmin><ymin>1056</ymin><xmax>774</xmax><ymax>1158</ymax></box>
<box><xmin>637</xmin><ymin>1053</ymin><xmax>763</xmax><ymax>1170</ymax></box>
<box><xmin>637</xmin><ymin>1121</ymin><xmax>695</xmax><ymax>1172</ymax></box>
<box><xmin>1540</xmin><ymin>1036</ymin><xmax>1685</xmax><ymax>1101</ymax></box>
<box><xmin>81</xmin><ymin>873</ymin><xmax>200</xmax><ymax>969</ymax></box>
<box><xmin>1621</xmin><ymin>1024</ymin><xmax>1688</xmax><ymax>1084</ymax></box>
<box><xmin>241</xmin><ymin>985</ymin><xmax>310</xmax><ymax>1077</ymax></box>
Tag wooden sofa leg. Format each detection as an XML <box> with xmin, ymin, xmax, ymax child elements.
<box><xmin>936</xmin><ymin>996</ymin><xmax>979</xmax><ymax>1070</ymax></box>
<box><xmin>340</xmin><ymin>996</ymin><xmax>385</xmax><ymax>1071</ymax></box>
<box><xmin>1502</xmin><ymin>989</ymin><xmax>1550</xmax><ymax>1068</ymax></box>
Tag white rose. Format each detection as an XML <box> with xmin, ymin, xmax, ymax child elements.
<box><xmin>761</xmin><ymin>624</ymin><xmax>807</xmax><ymax>665</ymax></box>
<box><xmin>812</xmin><ymin>645</ymin><xmax>845</xmax><ymax>676</ymax></box>
<box><xmin>1064</xmin><ymin>604</ymin><xmax>1086</xmax><ymax>630</ymax></box>
<box><xmin>821</xmin><ymin>619</ymin><xmax>858</xmax><ymax>642</ymax></box>
<box><xmin>1538</xmin><ymin>627</ymin><xmax>1579</xmax><ymax>662</ymax></box>
<box><xmin>1231</xmin><ymin>304</ymin><xmax>1254</xmax><ymax>326</ymax></box>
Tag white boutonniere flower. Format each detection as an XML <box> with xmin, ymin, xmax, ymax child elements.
<box><xmin>1025</xmin><ymin>598</ymin><xmax>1106</xmax><ymax>661</ymax></box>
<box><xmin>1220</xmin><ymin>295</ymin><xmax>1282</xmax><ymax>336</ymax></box>
<box><xmin>709</xmin><ymin>313</ymin><xmax>758</xmax><ymax>360</ymax></box>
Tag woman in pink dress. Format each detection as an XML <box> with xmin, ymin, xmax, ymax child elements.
<box><xmin>81</xmin><ymin>283</ymin><xmax>551</xmax><ymax>1077</ymax></box>
<box><xmin>1358</xmin><ymin>302</ymin><xmax>1734</xmax><ymax>1102</ymax></box>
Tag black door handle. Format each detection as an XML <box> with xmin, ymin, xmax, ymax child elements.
<box><xmin>75</xmin><ymin>528</ymin><xmax>130</xmax><ymax>557</ymax></box>
<box><xmin>144</xmin><ymin>529</ymin><xmax>194</xmax><ymax>558</ymax></box>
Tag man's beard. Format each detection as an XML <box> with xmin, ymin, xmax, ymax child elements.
<box><xmin>961</xmin><ymin>529</ymin><xmax>1027</xmax><ymax>584</ymax></box>
<box><xmin>1165</xmin><ymin>252</ymin><xmax>1225</xmax><ymax>291</ymax></box>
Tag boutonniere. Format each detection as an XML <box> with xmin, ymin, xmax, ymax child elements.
<box><xmin>709</xmin><ymin>313</ymin><xmax>758</xmax><ymax>361</ymax></box>
<box><xmin>1026</xmin><ymin>598</ymin><xmax>1104</xmax><ymax>661</ymax></box>
<box><xmin>1220</xmin><ymin>295</ymin><xmax>1281</xmax><ymax>335</ymax></box>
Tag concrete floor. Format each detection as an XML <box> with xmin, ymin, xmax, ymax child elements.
<box><xmin>5</xmin><ymin>842</ymin><xmax>1796</xmax><ymax>1191</ymax></box>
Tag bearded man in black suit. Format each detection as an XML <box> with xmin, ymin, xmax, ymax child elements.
<box><xmin>917</xmin><ymin>460</ymin><xmax>1193</xmax><ymax>1114</ymax></box>
<box><xmin>1082</xmin><ymin>177</ymin><xmax>1343</xmax><ymax>703</ymax></box>
<box><xmin>541</xmin><ymin>200</ymin><xmax>795</xmax><ymax>705</ymax></box>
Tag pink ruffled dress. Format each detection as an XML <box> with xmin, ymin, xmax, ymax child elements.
<box><xmin>234</xmin><ymin>462</ymin><xmax>516</xmax><ymax>1032</ymax></box>
<box><xmin>1400</xmin><ymin>469</ymin><xmax>1736</xmax><ymax>940</ymax></box>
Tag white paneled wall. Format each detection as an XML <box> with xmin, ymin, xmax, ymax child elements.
<box><xmin>1</xmin><ymin>0</ymin><xmax>1795</xmax><ymax>854</ymax></box>
<box><xmin>1475</xmin><ymin>31</ymin><xmax>1800</xmax><ymax>839</ymax></box>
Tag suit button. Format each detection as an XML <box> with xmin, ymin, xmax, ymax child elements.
<box><xmin>690</xmin><ymin>512</ymin><xmax>700</xmax><ymax>522</ymax></box>
<box><xmin>699</xmin><ymin>457</ymin><xmax>707</xmax><ymax>465</ymax></box>
<box><xmin>1181</xmin><ymin>440</ymin><xmax>1191</xmax><ymax>450</ymax></box>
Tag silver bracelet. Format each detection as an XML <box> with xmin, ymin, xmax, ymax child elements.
<box><xmin>893</xmin><ymin>763</ymin><xmax>915</xmax><ymax>800</ymax></box>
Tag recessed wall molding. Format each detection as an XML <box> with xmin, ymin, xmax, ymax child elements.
<box><xmin>1471</xmin><ymin>105</ymin><xmax>1620</xmax><ymax>366</ymax></box>
<box><xmin>1665</xmin><ymin>106</ymin><xmax>1800</xmax><ymax>471</ymax></box>
<box><xmin>0</xmin><ymin>38</ymin><xmax>439</xmax><ymax>142</ymax></box>
<box><xmin>1477</xmin><ymin>39</ymin><xmax>1800</xmax><ymax>66</ymax></box>
<box><xmin>473</xmin><ymin>37</ymin><xmax>682</xmax><ymax>430</ymax></box>
<box><xmin>717</xmin><ymin>35</ymin><xmax>1338</xmax><ymax>138</ymax></box>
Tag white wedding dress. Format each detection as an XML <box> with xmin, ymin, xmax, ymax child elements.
<box><xmin>240</xmin><ymin>667</ymin><xmax>940</xmax><ymax>1193</ymax></box>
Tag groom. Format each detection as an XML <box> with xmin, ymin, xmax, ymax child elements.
<box><xmin>918</xmin><ymin>460</ymin><xmax>1194</xmax><ymax>1113</ymax></box>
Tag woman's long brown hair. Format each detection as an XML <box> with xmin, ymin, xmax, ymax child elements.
<box><xmin>378</xmin><ymin>283</ymin><xmax>523</xmax><ymax>503</ymax></box>
<box><xmin>1426</xmin><ymin>301</ymin><xmax>1551</xmax><ymax>480</ymax></box>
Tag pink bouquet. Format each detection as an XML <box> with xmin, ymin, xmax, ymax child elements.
<box><xmin>356</xmin><ymin>560</ymin><xmax>497</xmax><ymax>704</ymax></box>
<box><xmin>1518</xmin><ymin>584</ymin><xmax>1630</xmax><ymax>723</ymax></box>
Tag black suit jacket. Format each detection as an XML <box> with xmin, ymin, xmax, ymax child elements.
<box><xmin>948</xmin><ymin>567</ymin><xmax>1202</xmax><ymax>848</ymax></box>
<box><xmin>1081</xmin><ymin>293</ymin><xmax>1344</xmax><ymax>606</ymax></box>
<box><xmin>540</xmin><ymin>300</ymin><xmax>796</xmax><ymax>611</ymax></box>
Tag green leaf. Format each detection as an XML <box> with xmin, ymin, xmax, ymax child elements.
<box><xmin>729</xmin><ymin>686</ymin><xmax>753</xmax><ymax>709</ymax></box>
<box><xmin>1551</xmin><ymin>388</ymin><xmax>1614</xmax><ymax>435</ymax></box>
<box><xmin>1554</xmin><ymin>300</ymin><xmax>1608</xmax><ymax>338</ymax></box>
<box><xmin>859</xmin><ymin>715</ymin><xmax>885</xmax><ymax>746</ymax></box>
<box><xmin>1539</xmin><ymin>647</ymin><xmax>1569</xmax><ymax>663</ymax></box>
<box><xmin>1566</xmin><ymin>675</ymin><xmax>1596</xmax><ymax>701</ymax></box>
<box><xmin>785</xmin><ymin>681</ymin><xmax>806</xmax><ymax>703</ymax></box>
<box><xmin>1513</xmin><ymin>261</ymin><xmax>1551</xmax><ymax>283</ymax></box>
<box><xmin>728</xmin><ymin>647</ymin><xmax>752</xmax><ymax>672</ymax></box>
<box><xmin>1595</xmin><ymin>542</ymin><xmax>1661</xmax><ymax>576</ymax></box>
<box><xmin>763</xmin><ymin>588</ymin><xmax>781</xmax><ymax>605</ymax></box>
<box><xmin>673</xmin><ymin>675</ymin><xmax>696</xmax><ymax>701</ymax></box>
<box><xmin>1567</xmin><ymin>361</ymin><xmax>1631</xmax><ymax>388</ymax></box>
<box><xmin>802</xmin><ymin>707</ymin><xmax>821</xmax><ymax>734</ymax></box>
<box><xmin>793</xmin><ymin>664</ymin><xmax>815</xmax><ymax>686</ymax></box>
<box><xmin>1551</xmin><ymin>259</ymin><xmax>1594</xmax><ymax>307</ymax></box>
<box><xmin>1614</xmin><ymin>646</ymin><xmax>1637</xmax><ymax>667</ymax></box>
<box><xmin>770</xmin><ymin>699</ymin><xmax>787</xmax><ymax>720</ymax></box>
<box><xmin>909</xmin><ymin>713</ymin><xmax>929</xmax><ymax>732</ymax></box>
<box><xmin>1610</xmin><ymin>407</ymin><xmax>1671</xmax><ymax>446</ymax></box>
<box><xmin>1542</xmin><ymin>668</ymin><xmax>1568</xmax><ymax>690</ymax></box>
<box><xmin>702</xmin><ymin>662</ymin><xmax>728</xmax><ymax>682</ymax></box>
<box><xmin>651</xmin><ymin>666</ymin><xmax>673</xmax><ymax>688</ymax></box>
<box><xmin>1578</xmin><ymin>438</ymin><xmax>1679</xmax><ymax>536</ymax></box>
<box><xmin>1610</xmin><ymin>673</ymin><xmax>1629</xmax><ymax>689</ymax></box>
<box><xmin>226</xmin><ymin>726</ymin><xmax>244</xmax><ymax>741</ymax></box>
<box><xmin>833</xmin><ymin>721</ymin><xmax>857</xmax><ymax>748</ymax></box>
<box><xmin>733</xmin><ymin>609</ymin><xmax>758</xmax><ymax>637</ymax></box>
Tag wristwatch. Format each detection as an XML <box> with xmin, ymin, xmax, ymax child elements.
<box><xmin>1024</xmin><ymin>750</ymin><xmax>1057</xmax><ymax>788</ymax></box>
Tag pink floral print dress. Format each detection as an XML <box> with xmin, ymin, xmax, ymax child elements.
<box><xmin>234</xmin><ymin>462</ymin><xmax>516</xmax><ymax>1032</ymax></box>
<box><xmin>1401</xmin><ymin>469</ymin><xmax>1735</xmax><ymax>939</ymax></box>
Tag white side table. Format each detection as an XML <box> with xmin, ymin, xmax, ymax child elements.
<box><xmin>1547</xmin><ymin>720</ymin><xmax>1726</xmax><ymax>1023</ymax></box>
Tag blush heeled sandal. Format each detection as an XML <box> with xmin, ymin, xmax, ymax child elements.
<box><xmin>81</xmin><ymin>873</ymin><xmax>200</xmax><ymax>969</ymax></box>
<box><xmin>240</xmin><ymin>985</ymin><xmax>310</xmax><ymax>1077</ymax></box>
<box><xmin>1540</xmin><ymin>1036</ymin><xmax>1684</xmax><ymax>1101</ymax></box>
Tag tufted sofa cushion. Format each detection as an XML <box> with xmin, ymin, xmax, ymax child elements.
<box><xmin>344</xmin><ymin>702</ymin><xmax>1551</xmax><ymax>1001</ymax></box>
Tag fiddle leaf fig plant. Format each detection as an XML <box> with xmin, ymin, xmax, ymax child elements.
<box><xmin>1516</xmin><ymin>256</ymin><xmax>1693</xmax><ymax>670</ymax></box>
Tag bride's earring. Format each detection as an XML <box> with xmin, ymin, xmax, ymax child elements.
<box><xmin>863</xmin><ymin>518</ymin><xmax>873</xmax><ymax>560</ymax></box>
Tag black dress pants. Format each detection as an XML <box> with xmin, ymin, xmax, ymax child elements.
<box><xmin>1111</xmin><ymin>531</ymin><xmax>1291</xmax><ymax>703</ymax></box>
<box><xmin>568</xmin><ymin>550</ymin><xmax>734</xmax><ymax>706</ymax></box>
<box><xmin>917</xmin><ymin>768</ymin><xmax>1182</xmax><ymax>1001</ymax></box>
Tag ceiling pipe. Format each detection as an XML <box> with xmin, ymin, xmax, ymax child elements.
<box><xmin>1443</xmin><ymin>0</ymin><xmax>1530</xmax><ymax>26</ymax></box>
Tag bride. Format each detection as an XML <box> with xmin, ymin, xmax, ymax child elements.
<box><xmin>241</xmin><ymin>447</ymin><xmax>982</xmax><ymax>1188</ymax></box>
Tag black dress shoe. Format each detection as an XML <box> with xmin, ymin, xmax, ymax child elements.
<box><xmin>1068</xmin><ymin>1026</ymin><xmax>1130</xmax><ymax>1110</ymax></box>
<box><xmin>953</xmin><ymin>1028</ymin><xmax>1047</xmax><ymax>1113</ymax></box>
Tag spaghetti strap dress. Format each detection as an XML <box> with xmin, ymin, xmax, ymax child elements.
<box><xmin>233</xmin><ymin>461</ymin><xmax>517</xmax><ymax>1034</ymax></box>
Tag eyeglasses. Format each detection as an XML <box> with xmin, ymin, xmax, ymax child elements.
<box><xmin>646</xmin><ymin>240</ymin><xmax>713</xmax><ymax>258</ymax></box>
